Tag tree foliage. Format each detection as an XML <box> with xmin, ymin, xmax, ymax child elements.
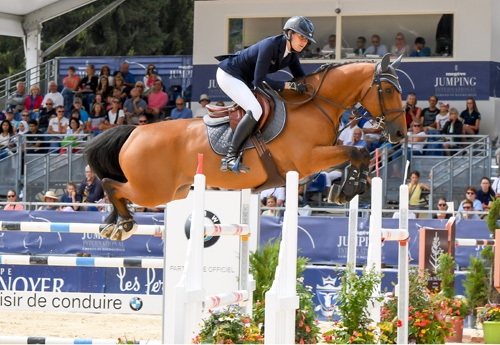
<box><xmin>0</xmin><ymin>0</ymin><xmax>196</xmax><ymax>79</ymax></box>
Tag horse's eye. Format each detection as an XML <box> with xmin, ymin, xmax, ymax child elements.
<box><xmin>385</xmin><ymin>88</ymin><xmax>393</xmax><ymax>94</ymax></box>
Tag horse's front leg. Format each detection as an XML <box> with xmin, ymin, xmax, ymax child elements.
<box><xmin>306</xmin><ymin>145</ymin><xmax>370</xmax><ymax>205</ymax></box>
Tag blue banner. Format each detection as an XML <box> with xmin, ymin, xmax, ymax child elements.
<box><xmin>192</xmin><ymin>60</ymin><xmax>494</xmax><ymax>103</ymax></box>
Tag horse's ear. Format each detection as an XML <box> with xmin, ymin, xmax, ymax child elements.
<box><xmin>380</xmin><ymin>53</ymin><xmax>390</xmax><ymax>72</ymax></box>
<box><xmin>391</xmin><ymin>54</ymin><xmax>403</xmax><ymax>70</ymax></box>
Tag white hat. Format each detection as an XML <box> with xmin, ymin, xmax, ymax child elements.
<box><xmin>41</xmin><ymin>190</ymin><xmax>59</xmax><ymax>202</ymax></box>
<box><xmin>198</xmin><ymin>94</ymin><xmax>210</xmax><ymax>103</ymax></box>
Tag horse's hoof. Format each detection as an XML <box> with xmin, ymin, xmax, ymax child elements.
<box><xmin>100</xmin><ymin>224</ymin><xmax>117</xmax><ymax>239</ymax></box>
<box><xmin>110</xmin><ymin>220</ymin><xmax>138</xmax><ymax>241</ymax></box>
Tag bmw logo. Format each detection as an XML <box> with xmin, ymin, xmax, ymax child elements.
<box><xmin>129</xmin><ymin>297</ymin><xmax>143</xmax><ymax>311</ymax></box>
<box><xmin>184</xmin><ymin>210</ymin><xmax>221</xmax><ymax>248</ymax></box>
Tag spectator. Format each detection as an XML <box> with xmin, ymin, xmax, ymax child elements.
<box><xmin>195</xmin><ymin>94</ymin><xmax>211</xmax><ymax>118</ymax></box>
<box><xmin>354</xmin><ymin>36</ymin><xmax>366</xmax><ymax>56</ymax></box>
<box><xmin>390</xmin><ymin>32</ymin><xmax>410</xmax><ymax>57</ymax></box>
<box><xmin>460</xmin><ymin>97</ymin><xmax>481</xmax><ymax>134</ymax></box>
<box><xmin>6</xmin><ymin>82</ymin><xmax>28</xmax><ymax>119</ymax></box>
<box><xmin>18</xmin><ymin>111</ymin><xmax>31</xmax><ymax>131</ymax></box>
<box><xmin>365</xmin><ymin>34</ymin><xmax>388</xmax><ymax>56</ymax></box>
<box><xmin>404</xmin><ymin>92</ymin><xmax>421</xmax><ymax>129</ymax></box>
<box><xmin>124</xmin><ymin>88</ymin><xmax>147</xmax><ymax>125</ymax></box>
<box><xmin>135</xmin><ymin>81</ymin><xmax>148</xmax><ymax>103</ymax></box>
<box><xmin>362</xmin><ymin>117</ymin><xmax>383</xmax><ymax>151</ymax></box>
<box><xmin>441</xmin><ymin>107</ymin><xmax>463</xmax><ymax>155</ymax></box>
<box><xmin>460</xmin><ymin>199</ymin><xmax>481</xmax><ymax>220</ymax></box>
<box><xmin>137</xmin><ymin>114</ymin><xmax>149</xmax><ymax>125</ymax></box>
<box><xmin>24</xmin><ymin>85</ymin><xmax>44</xmax><ymax>121</ymax></box>
<box><xmin>42</xmin><ymin>81</ymin><xmax>64</xmax><ymax>108</ymax></box>
<box><xmin>99</xmin><ymin>65</ymin><xmax>114</xmax><ymax>87</ymax></box>
<box><xmin>435</xmin><ymin>102</ymin><xmax>450</xmax><ymax>131</ymax></box>
<box><xmin>92</xmin><ymin>93</ymin><xmax>105</xmax><ymax>108</ymax></box>
<box><xmin>4</xmin><ymin>189</ymin><xmax>23</xmax><ymax>210</ymax></box>
<box><xmin>0</xmin><ymin>119</ymin><xmax>16</xmax><ymax>156</ymax></box>
<box><xmin>393</xmin><ymin>121</ymin><xmax>426</xmax><ymax>159</ymax></box>
<box><xmin>322</xmin><ymin>34</ymin><xmax>336</xmax><ymax>58</ymax></box>
<box><xmin>71</xmin><ymin>97</ymin><xmax>90</xmax><ymax>133</ymax></box>
<box><xmin>61</xmin><ymin>66</ymin><xmax>81</xmax><ymax>116</ymax></box>
<box><xmin>338</xmin><ymin>113</ymin><xmax>363</xmax><ymax>145</ymax></box>
<box><xmin>120</xmin><ymin>62</ymin><xmax>136</xmax><ymax>88</ymax></box>
<box><xmin>5</xmin><ymin>109</ymin><xmax>18</xmax><ymax>133</ymax></box>
<box><xmin>25</xmin><ymin>120</ymin><xmax>46</xmax><ymax>154</ymax></box>
<box><xmin>59</xmin><ymin>181</ymin><xmax>82</xmax><ymax>211</ymax></box>
<box><xmin>47</xmin><ymin>106</ymin><xmax>68</xmax><ymax>148</ymax></box>
<box><xmin>14</xmin><ymin>120</ymin><xmax>29</xmax><ymax>152</ymax></box>
<box><xmin>408</xmin><ymin>170</ymin><xmax>430</xmax><ymax>217</ymax></box>
<box><xmin>260</xmin><ymin>187</ymin><xmax>285</xmax><ymax>207</ymax></box>
<box><xmin>420</xmin><ymin>95</ymin><xmax>440</xmax><ymax>133</ymax></box>
<box><xmin>38</xmin><ymin>190</ymin><xmax>59</xmax><ymax>211</ymax></box>
<box><xmin>146</xmin><ymin>80</ymin><xmax>168</xmax><ymax>122</ymax></box>
<box><xmin>345</xmin><ymin>127</ymin><xmax>367</xmax><ymax>148</ymax></box>
<box><xmin>38</xmin><ymin>98</ymin><xmax>56</xmax><ymax>133</ymax></box>
<box><xmin>77</xmin><ymin>165</ymin><xmax>104</xmax><ymax>211</ymax></box>
<box><xmin>79</xmin><ymin>64</ymin><xmax>99</xmax><ymax>106</ymax></box>
<box><xmin>477</xmin><ymin>177</ymin><xmax>495</xmax><ymax>212</ymax></box>
<box><xmin>97</xmin><ymin>75</ymin><xmax>113</xmax><ymax>100</ymax></box>
<box><xmin>100</xmin><ymin>96</ymin><xmax>125</xmax><ymax>131</ymax></box>
<box><xmin>410</xmin><ymin>37</ymin><xmax>431</xmax><ymax>57</ymax></box>
<box><xmin>170</xmin><ymin>97</ymin><xmax>193</xmax><ymax>119</ymax></box>
<box><xmin>60</xmin><ymin>117</ymin><xmax>84</xmax><ymax>154</ymax></box>
<box><xmin>143</xmin><ymin>65</ymin><xmax>162</xmax><ymax>93</ymax></box>
<box><xmin>457</xmin><ymin>186</ymin><xmax>483</xmax><ymax>212</ymax></box>
<box><xmin>114</xmin><ymin>75</ymin><xmax>130</xmax><ymax>100</ymax></box>
<box><xmin>432</xmin><ymin>197</ymin><xmax>451</xmax><ymax>219</ymax></box>
<box><xmin>89</xmin><ymin>102</ymin><xmax>106</xmax><ymax>136</ymax></box>
<box><xmin>261</xmin><ymin>195</ymin><xmax>281</xmax><ymax>217</ymax></box>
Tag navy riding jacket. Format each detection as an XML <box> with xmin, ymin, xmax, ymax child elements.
<box><xmin>217</xmin><ymin>35</ymin><xmax>305</xmax><ymax>92</ymax></box>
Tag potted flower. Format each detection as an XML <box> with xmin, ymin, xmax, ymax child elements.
<box><xmin>379</xmin><ymin>268</ymin><xmax>454</xmax><ymax>344</ymax></box>
<box><xmin>322</xmin><ymin>264</ymin><xmax>382</xmax><ymax>344</ymax></box>
<box><xmin>435</xmin><ymin>252</ymin><xmax>469</xmax><ymax>341</ymax></box>
<box><xmin>462</xmin><ymin>255</ymin><xmax>488</xmax><ymax>327</ymax></box>
<box><xmin>193</xmin><ymin>304</ymin><xmax>264</xmax><ymax>344</ymax></box>
<box><xmin>478</xmin><ymin>304</ymin><xmax>500</xmax><ymax>344</ymax></box>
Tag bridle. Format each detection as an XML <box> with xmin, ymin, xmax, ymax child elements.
<box><xmin>264</xmin><ymin>61</ymin><xmax>405</xmax><ymax>136</ymax></box>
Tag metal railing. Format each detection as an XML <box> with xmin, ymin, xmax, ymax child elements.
<box><xmin>0</xmin><ymin>59</ymin><xmax>58</xmax><ymax>111</ymax></box>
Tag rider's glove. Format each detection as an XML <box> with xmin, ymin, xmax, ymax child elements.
<box><xmin>289</xmin><ymin>82</ymin><xmax>307</xmax><ymax>94</ymax></box>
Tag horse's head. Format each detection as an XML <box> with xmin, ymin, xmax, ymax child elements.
<box><xmin>360</xmin><ymin>54</ymin><xmax>406</xmax><ymax>143</ymax></box>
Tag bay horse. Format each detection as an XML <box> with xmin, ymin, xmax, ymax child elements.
<box><xmin>84</xmin><ymin>54</ymin><xmax>406</xmax><ymax>240</ymax></box>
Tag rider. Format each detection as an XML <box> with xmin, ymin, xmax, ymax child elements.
<box><xmin>216</xmin><ymin>16</ymin><xmax>315</xmax><ymax>173</ymax></box>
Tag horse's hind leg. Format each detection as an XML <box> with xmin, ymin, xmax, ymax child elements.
<box><xmin>100</xmin><ymin>178</ymin><xmax>137</xmax><ymax>241</ymax></box>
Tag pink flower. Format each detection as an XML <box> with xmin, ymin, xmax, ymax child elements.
<box><xmin>397</xmin><ymin>319</ymin><xmax>403</xmax><ymax>327</ymax></box>
<box><xmin>305</xmin><ymin>325</ymin><xmax>311</xmax><ymax>333</ymax></box>
<box><xmin>349</xmin><ymin>336</ymin><xmax>355</xmax><ymax>342</ymax></box>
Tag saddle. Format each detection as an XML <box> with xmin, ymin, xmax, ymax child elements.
<box><xmin>206</xmin><ymin>91</ymin><xmax>275</xmax><ymax>133</ymax></box>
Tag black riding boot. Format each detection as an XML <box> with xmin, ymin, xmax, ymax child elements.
<box><xmin>221</xmin><ymin>111</ymin><xmax>257</xmax><ymax>174</ymax></box>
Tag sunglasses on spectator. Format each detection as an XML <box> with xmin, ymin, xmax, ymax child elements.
<box><xmin>138</xmin><ymin>120</ymin><xmax>147</xmax><ymax>123</ymax></box>
<box><xmin>413</xmin><ymin>124</ymin><xmax>421</xmax><ymax>127</ymax></box>
<box><xmin>7</xmin><ymin>195</ymin><xmax>15</xmax><ymax>198</ymax></box>
<box><xmin>466</xmin><ymin>191</ymin><xmax>475</xmax><ymax>195</ymax></box>
<box><xmin>438</xmin><ymin>203</ymin><xmax>447</xmax><ymax>207</ymax></box>
<box><xmin>22</xmin><ymin>114</ymin><xmax>29</xmax><ymax>117</ymax></box>
<box><xmin>57</xmin><ymin>111</ymin><xmax>65</xmax><ymax>113</ymax></box>
<box><xmin>46</xmin><ymin>103</ymin><xmax>53</xmax><ymax>105</ymax></box>
<box><xmin>136</xmin><ymin>85</ymin><xmax>144</xmax><ymax>88</ymax></box>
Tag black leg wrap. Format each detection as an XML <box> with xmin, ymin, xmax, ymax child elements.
<box><xmin>358</xmin><ymin>164</ymin><xmax>369</xmax><ymax>194</ymax></box>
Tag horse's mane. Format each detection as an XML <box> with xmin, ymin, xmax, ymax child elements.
<box><xmin>292</xmin><ymin>60</ymin><xmax>371</xmax><ymax>82</ymax></box>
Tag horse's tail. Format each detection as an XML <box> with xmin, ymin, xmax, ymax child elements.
<box><xmin>84</xmin><ymin>126</ymin><xmax>136</xmax><ymax>182</ymax></box>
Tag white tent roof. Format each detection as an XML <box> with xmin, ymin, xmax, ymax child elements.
<box><xmin>0</xmin><ymin>0</ymin><xmax>96</xmax><ymax>37</ymax></box>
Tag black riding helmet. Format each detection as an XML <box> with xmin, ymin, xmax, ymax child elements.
<box><xmin>283</xmin><ymin>16</ymin><xmax>316</xmax><ymax>44</ymax></box>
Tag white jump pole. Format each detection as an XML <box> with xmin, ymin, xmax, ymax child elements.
<box><xmin>264</xmin><ymin>171</ymin><xmax>299</xmax><ymax>344</ymax></box>
<box><xmin>170</xmin><ymin>172</ymin><xmax>206</xmax><ymax>344</ymax></box>
<box><xmin>397</xmin><ymin>184</ymin><xmax>409</xmax><ymax>345</ymax></box>
<box><xmin>347</xmin><ymin>195</ymin><xmax>359</xmax><ymax>267</ymax></box>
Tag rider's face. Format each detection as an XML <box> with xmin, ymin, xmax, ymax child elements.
<box><xmin>290</xmin><ymin>32</ymin><xmax>308</xmax><ymax>52</ymax></box>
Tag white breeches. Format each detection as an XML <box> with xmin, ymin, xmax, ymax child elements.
<box><xmin>216</xmin><ymin>68</ymin><xmax>263</xmax><ymax>120</ymax></box>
